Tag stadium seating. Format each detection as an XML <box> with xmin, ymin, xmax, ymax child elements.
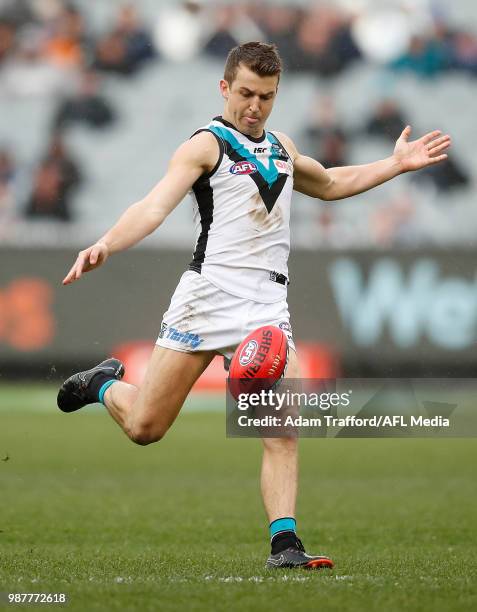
<box><xmin>0</xmin><ymin>1</ymin><xmax>475</xmax><ymax>248</ymax></box>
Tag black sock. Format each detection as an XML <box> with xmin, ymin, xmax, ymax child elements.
<box><xmin>88</xmin><ymin>372</ymin><xmax>116</xmax><ymax>402</ymax></box>
<box><xmin>271</xmin><ymin>530</ymin><xmax>299</xmax><ymax>554</ymax></box>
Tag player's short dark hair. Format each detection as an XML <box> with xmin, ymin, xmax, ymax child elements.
<box><xmin>224</xmin><ymin>42</ymin><xmax>282</xmax><ymax>86</ymax></box>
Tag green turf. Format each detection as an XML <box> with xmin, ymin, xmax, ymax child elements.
<box><xmin>1</xmin><ymin>385</ymin><xmax>476</xmax><ymax>611</ymax></box>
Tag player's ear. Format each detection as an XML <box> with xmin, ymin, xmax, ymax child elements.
<box><xmin>219</xmin><ymin>79</ymin><xmax>230</xmax><ymax>101</ymax></box>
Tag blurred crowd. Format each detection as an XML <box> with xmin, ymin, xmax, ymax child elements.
<box><xmin>304</xmin><ymin>95</ymin><xmax>469</xmax><ymax>191</ymax></box>
<box><xmin>302</xmin><ymin>95</ymin><xmax>470</xmax><ymax>247</ymax></box>
<box><xmin>0</xmin><ymin>0</ymin><xmax>475</xmax><ymax>243</ymax></box>
<box><xmin>1</xmin><ymin>1</ymin><xmax>476</xmax><ymax>89</ymax></box>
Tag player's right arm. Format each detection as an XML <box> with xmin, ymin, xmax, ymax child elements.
<box><xmin>273</xmin><ymin>127</ymin><xmax>450</xmax><ymax>201</ymax></box>
<box><xmin>62</xmin><ymin>131</ymin><xmax>219</xmax><ymax>285</ymax></box>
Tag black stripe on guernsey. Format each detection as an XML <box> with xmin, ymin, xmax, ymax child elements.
<box><xmin>190</xmin><ymin>129</ymin><xmax>224</xmax><ymax>182</ymax></box>
<box><xmin>269</xmin><ymin>131</ymin><xmax>293</xmax><ymax>161</ymax></box>
<box><xmin>189</xmin><ymin>177</ymin><xmax>214</xmax><ymax>274</ymax></box>
<box><xmin>225</xmin><ymin>143</ymin><xmax>288</xmax><ymax>213</ymax></box>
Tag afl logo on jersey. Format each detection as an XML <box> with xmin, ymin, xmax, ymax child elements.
<box><xmin>230</xmin><ymin>161</ymin><xmax>258</xmax><ymax>175</ymax></box>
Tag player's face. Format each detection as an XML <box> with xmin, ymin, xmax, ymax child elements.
<box><xmin>220</xmin><ymin>64</ymin><xmax>279</xmax><ymax>137</ymax></box>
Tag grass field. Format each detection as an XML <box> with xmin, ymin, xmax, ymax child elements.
<box><xmin>1</xmin><ymin>384</ymin><xmax>477</xmax><ymax>611</ymax></box>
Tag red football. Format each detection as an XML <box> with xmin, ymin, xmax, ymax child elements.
<box><xmin>228</xmin><ymin>325</ymin><xmax>289</xmax><ymax>399</ymax></box>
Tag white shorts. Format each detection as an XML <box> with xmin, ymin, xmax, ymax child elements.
<box><xmin>156</xmin><ymin>271</ymin><xmax>295</xmax><ymax>360</ymax></box>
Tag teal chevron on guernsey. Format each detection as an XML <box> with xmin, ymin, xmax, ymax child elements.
<box><xmin>208</xmin><ymin>125</ymin><xmax>280</xmax><ymax>187</ymax></box>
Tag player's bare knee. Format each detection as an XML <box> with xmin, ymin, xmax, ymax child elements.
<box><xmin>127</xmin><ymin>420</ymin><xmax>166</xmax><ymax>446</ymax></box>
<box><xmin>129</xmin><ymin>427</ymin><xmax>164</xmax><ymax>446</ymax></box>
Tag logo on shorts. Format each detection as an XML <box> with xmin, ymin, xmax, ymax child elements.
<box><xmin>239</xmin><ymin>340</ymin><xmax>259</xmax><ymax>366</ymax></box>
<box><xmin>159</xmin><ymin>322</ymin><xmax>168</xmax><ymax>339</ymax></box>
<box><xmin>279</xmin><ymin>321</ymin><xmax>293</xmax><ymax>339</ymax></box>
<box><xmin>164</xmin><ymin>326</ymin><xmax>204</xmax><ymax>349</ymax></box>
<box><xmin>230</xmin><ymin>161</ymin><xmax>258</xmax><ymax>175</ymax></box>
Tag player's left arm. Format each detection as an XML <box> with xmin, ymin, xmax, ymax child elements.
<box><xmin>275</xmin><ymin>127</ymin><xmax>451</xmax><ymax>201</ymax></box>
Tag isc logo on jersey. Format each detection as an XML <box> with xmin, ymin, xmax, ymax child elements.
<box><xmin>239</xmin><ymin>340</ymin><xmax>259</xmax><ymax>366</ymax></box>
<box><xmin>230</xmin><ymin>161</ymin><xmax>258</xmax><ymax>175</ymax></box>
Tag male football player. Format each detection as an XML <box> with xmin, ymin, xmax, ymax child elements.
<box><xmin>58</xmin><ymin>42</ymin><xmax>451</xmax><ymax>569</ymax></box>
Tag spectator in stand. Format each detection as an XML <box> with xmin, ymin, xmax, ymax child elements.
<box><xmin>258</xmin><ymin>5</ymin><xmax>302</xmax><ymax>70</ymax></box>
<box><xmin>450</xmin><ymin>31</ymin><xmax>477</xmax><ymax>76</ymax></box>
<box><xmin>0</xmin><ymin>19</ymin><xmax>16</xmax><ymax>65</ymax></box>
<box><xmin>203</xmin><ymin>6</ymin><xmax>240</xmax><ymax>59</ymax></box>
<box><xmin>43</xmin><ymin>3</ymin><xmax>86</xmax><ymax>70</ymax></box>
<box><xmin>24</xmin><ymin>132</ymin><xmax>82</xmax><ymax>222</ymax></box>
<box><xmin>319</xmin><ymin>130</ymin><xmax>348</xmax><ymax>169</ymax></box>
<box><xmin>304</xmin><ymin>96</ymin><xmax>349</xmax><ymax>167</ymax></box>
<box><xmin>0</xmin><ymin>147</ymin><xmax>17</xmax><ymax>227</ymax></box>
<box><xmin>94</xmin><ymin>4</ymin><xmax>155</xmax><ymax>76</ymax></box>
<box><xmin>93</xmin><ymin>31</ymin><xmax>134</xmax><ymax>76</ymax></box>
<box><xmin>0</xmin><ymin>25</ymin><xmax>73</xmax><ymax>97</ymax></box>
<box><xmin>329</xmin><ymin>9</ymin><xmax>361</xmax><ymax>68</ymax></box>
<box><xmin>413</xmin><ymin>156</ymin><xmax>470</xmax><ymax>193</ymax></box>
<box><xmin>365</xmin><ymin>99</ymin><xmax>408</xmax><ymax>143</ymax></box>
<box><xmin>292</xmin><ymin>4</ymin><xmax>360</xmax><ymax>76</ymax></box>
<box><xmin>114</xmin><ymin>4</ymin><xmax>156</xmax><ymax>67</ymax></box>
<box><xmin>293</xmin><ymin>7</ymin><xmax>339</xmax><ymax>74</ymax></box>
<box><xmin>53</xmin><ymin>68</ymin><xmax>116</xmax><ymax>130</ymax></box>
<box><xmin>391</xmin><ymin>35</ymin><xmax>449</xmax><ymax>78</ymax></box>
<box><xmin>153</xmin><ymin>1</ymin><xmax>205</xmax><ymax>62</ymax></box>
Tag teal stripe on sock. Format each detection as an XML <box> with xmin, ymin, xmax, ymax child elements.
<box><xmin>269</xmin><ymin>517</ymin><xmax>296</xmax><ymax>538</ymax></box>
<box><xmin>98</xmin><ymin>379</ymin><xmax>116</xmax><ymax>405</ymax></box>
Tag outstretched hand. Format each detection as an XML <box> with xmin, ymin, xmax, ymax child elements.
<box><xmin>62</xmin><ymin>242</ymin><xmax>110</xmax><ymax>285</ymax></box>
<box><xmin>393</xmin><ymin>126</ymin><xmax>451</xmax><ymax>173</ymax></box>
